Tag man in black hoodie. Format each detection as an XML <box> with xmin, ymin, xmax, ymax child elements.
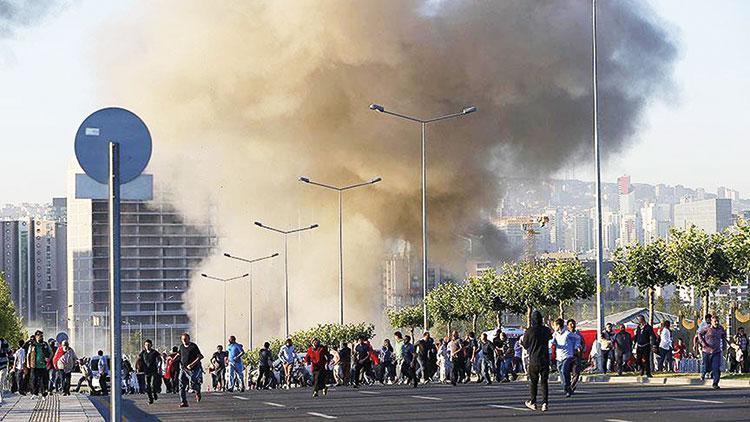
<box><xmin>520</xmin><ymin>310</ymin><xmax>553</xmax><ymax>412</ymax></box>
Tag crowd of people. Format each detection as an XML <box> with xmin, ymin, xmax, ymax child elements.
<box><xmin>0</xmin><ymin>311</ymin><xmax>745</xmax><ymax>412</ymax></box>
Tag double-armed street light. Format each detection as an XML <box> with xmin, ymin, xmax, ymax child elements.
<box><xmin>369</xmin><ymin>103</ymin><xmax>477</xmax><ymax>330</ymax></box>
<box><xmin>299</xmin><ymin>176</ymin><xmax>382</xmax><ymax>324</ymax></box>
<box><xmin>223</xmin><ymin>252</ymin><xmax>279</xmax><ymax>349</ymax></box>
<box><xmin>254</xmin><ymin>221</ymin><xmax>319</xmax><ymax>337</ymax></box>
<box><xmin>200</xmin><ymin>273</ymin><xmax>250</xmax><ymax>344</ymax></box>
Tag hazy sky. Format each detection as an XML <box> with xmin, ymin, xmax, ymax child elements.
<box><xmin>1</xmin><ymin>0</ymin><xmax>748</xmax><ymax>203</ymax></box>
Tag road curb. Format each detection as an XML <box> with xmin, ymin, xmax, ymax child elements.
<box><xmin>515</xmin><ymin>373</ymin><xmax>750</xmax><ymax>388</ymax></box>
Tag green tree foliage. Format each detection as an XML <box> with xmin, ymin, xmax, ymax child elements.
<box><xmin>610</xmin><ymin>239</ymin><xmax>677</xmax><ymax>325</ymax></box>
<box><xmin>0</xmin><ymin>272</ymin><xmax>27</xmax><ymax>344</ymax></box>
<box><xmin>461</xmin><ymin>274</ymin><xmax>492</xmax><ymax>333</ymax></box>
<box><xmin>425</xmin><ymin>282</ymin><xmax>465</xmax><ymax>336</ymax></box>
<box><xmin>727</xmin><ymin>219</ymin><xmax>750</xmax><ymax>276</ymax></box>
<box><xmin>243</xmin><ymin>322</ymin><xmax>374</xmax><ymax>368</ymax></box>
<box><xmin>386</xmin><ymin>304</ymin><xmax>423</xmax><ymax>338</ymax></box>
<box><xmin>667</xmin><ymin>226</ymin><xmax>738</xmax><ymax>317</ymax></box>
<box><xmin>500</xmin><ymin>261</ymin><xmax>555</xmax><ymax>325</ymax></box>
<box><xmin>542</xmin><ymin>259</ymin><xmax>596</xmax><ymax>320</ymax></box>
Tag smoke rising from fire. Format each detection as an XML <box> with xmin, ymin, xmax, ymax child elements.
<box><xmin>95</xmin><ymin>0</ymin><xmax>676</xmax><ymax>342</ymax></box>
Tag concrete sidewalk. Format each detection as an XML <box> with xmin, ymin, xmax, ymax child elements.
<box><xmin>0</xmin><ymin>393</ymin><xmax>103</xmax><ymax>422</ymax></box>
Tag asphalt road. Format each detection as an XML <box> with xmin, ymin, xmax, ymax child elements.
<box><xmin>89</xmin><ymin>380</ymin><xmax>750</xmax><ymax>421</ymax></box>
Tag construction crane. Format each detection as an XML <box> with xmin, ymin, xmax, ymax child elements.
<box><xmin>494</xmin><ymin>215</ymin><xmax>549</xmax><ymax>261</ymax></box>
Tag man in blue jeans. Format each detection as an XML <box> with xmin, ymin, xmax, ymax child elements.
<box><xmin>178</xmin><ymin>333</ymin><xmax>204</xmax><ymax>408</ymax></box>
<box><xmin>698</xmin><ymin>315</ymin><xmax>727</xmax><ymax>389</ymax></box>
<box><xmin>226</xmin><ymin>336</ymin><xmax>245</xmax><ymax>392</ymax></box>
<box><xmin>552</xmin><ymin>318</ymin><xmax>575</xmax><ymax>397</ymax></box>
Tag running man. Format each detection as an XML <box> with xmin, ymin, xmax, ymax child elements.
<box><xmin>211</xmin><ymin>345</ymin><xmax>227</xmax><ymax>391</ymax></box>
<box><xmin>226</xmin><ymin>336</ymin><xmax>245</xmax><ymax>392</ymax></box>
<box><xmin>139</xmin><ymin>339</ymin><xmax>162</xmax><ymax>404</ymax></box>
<box><xmin>177</xmin><ymin>333</ymin><xmax>204</xmax><ymax>408</ymax></box>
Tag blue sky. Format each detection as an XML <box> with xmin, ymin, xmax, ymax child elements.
<box><xmin>1</xmin><ymin>0</ymin><xmax>748</xmax><ymax>203</ymax></box>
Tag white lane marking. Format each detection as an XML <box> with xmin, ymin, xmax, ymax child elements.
<box><xmin>485</xmin><ymin>385</ymin><xmax>514</xmax><ymax>389</ymax></box>
<box><xmin>605</xmin><ymin>419</ymin><xmax>634</xmax><ymax>422</ymax></box>
<box><xmin>263</xmin><ymin>401</ymin><xmax>286</xmax><ymax>408</ymax></box>
<box><xmin>233</xmin><ymin>395</ymin><xmax>249</xmax><ymax>400</ymax></box>
<box><xmin>307</xmin><ymin>411</ymin><xmax>338</xmax><ymax>419</ymax></box>
<box><xmin>487</xmin><ymin>404</ymin><xmax>531</xmax><ymax>411</ymax></box>
<box><xmin>663</xmin><ymin>397</ymin><xmax>724</xmax><ymax>404</ymax></box>
<box><xmin>359</xmin><ymin>391</ymin><xmax>380</xmax><ymax>395</ymax></box>
<box><xmin>411</xmin><ymin>395</ymin><xmax>442</xmax><ymax>401</ymax></box>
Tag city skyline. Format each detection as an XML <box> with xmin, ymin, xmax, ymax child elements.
<box><xmin>0</xmin><ymin>0</ymin><xmax>749</xmax><ymax>203</ymax></box>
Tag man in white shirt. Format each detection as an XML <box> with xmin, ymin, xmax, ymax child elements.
<box><xmin>552</xmin><ymin>319</ymin><xmax>574</xmax><ymax>397</ymax></box>
<box><xmin>13</xmin><ymin>340</ymin><xmax>27</xmax><ymax>395</ymax></box>
<box><xmin>657</xmin><ymin>320</ymin><xmax>673</xmax><ymax>372</ymax></box>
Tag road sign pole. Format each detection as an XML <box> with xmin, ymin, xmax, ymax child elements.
<box><xmin>109</xmin><ymin>142</ymin><xmax>122</xmax><ymax>421</ymax></box>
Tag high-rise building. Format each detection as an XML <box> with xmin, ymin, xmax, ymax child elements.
<box><xmin>1</xmin><ymin>218</ymin><xmax>67</xmax><ymax>332</ymax></box>
<box><xmin>717</xmin><ymin>186</ymin><xmax>740</xmax><ymax>201</ymax></box>
<box><xmin>673</xmin><ymin>198</ymin><xmax>733</xmax><ymax>234</ymax></box>
<box><xmin>382</xmin><ymin>241</ymin><xmax>416</xmax><ymax>308</ymax></box>
<box><xmin>67</xmin><ymin>166</ymin><xmax>216</xmax><ymax>355</ymax></box>
<box><xmin>618</xmin><ymin>213</ymin><xmax>640</xmax><ymax>247</ymax></box>
<box><xmin>641</xmin><ymin>202</ymin><xmax>672</xmax><ymax>243</ymax></box>
<box><xmin>602</xmin><ymin>209</ymin><xmax>620</xmax><ymax>254</ymax></box>
<box><xmin>572</xmin><ymin>214</ymin><xmax>592</xmax><ymax>253</ymax></box>
<box><xmin>618</xmin><ymin>175</ymin><xmax>631</xmax><ymax>195</ymax></box>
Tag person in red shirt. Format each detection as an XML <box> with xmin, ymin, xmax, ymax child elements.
<box><xmin>304</xmin><ymin>338</ymin><xmax>330</xmax><ymax>398</ymax></box>
<box><xmin>672</xmin><ymin>338</ymin><xmax>686</xmax><ymax>373</ymax></box>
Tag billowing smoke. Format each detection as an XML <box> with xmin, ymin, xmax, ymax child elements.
<box><xmin>94</xmin><ymin>0</ymin><xmax>676</xmax><ymax>343</ymax></box>
<box><xmin>0</xmin><ymin>0</ymin><xmax>65</xmax><ymax>37</ymax></box>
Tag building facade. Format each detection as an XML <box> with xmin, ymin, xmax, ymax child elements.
<box><xmin>67</xmin><ymin>168</ymin><xmax>216</xmax><ymax>355</ymax></box>
<box><xmin>673</xmin><ymin>198</ymin><xmax>732</xmax><ymax>234</ymax></box>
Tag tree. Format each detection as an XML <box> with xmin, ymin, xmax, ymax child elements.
<box><xmin>488</xmin><ymin>268</ymin><xmax>526</xmax><ymax>328</ymax></box>
<box><xmin>425</xmin><ymin>282</ymin><xmax>465</xmax><ymax>336</ymax></box>
<box><xmin>666</xmin><ymin>226</ymin><xmax>738</xmax><ymax>317</ymax></box>
<box><xmin>243</xmin><ymin>322</ymin><xmax>374</xmax><ymax>369</ymax></box>
<box><xmin>0</xmin><ymin>272</ymin><xmax>26</xmax><ymax>344</ymax></box>
<box><xmin>386</xmin><ymin>304</ymin><xmax>423</xmax><ymax>338</ymax></box>
<box><xmin>727</xmin><ymin>219</ymin><xmax>750</xmax><ymax>278</ymax></box>
<box><xmin>501</xmin><ymin>261</ymin><xmax>555</xmax><ymax>325</ymax></box>
<box><xmin>542</xmin><ymin>259</ymin><xmax>596</xmax><ymax>320</ymax></box>
<box><xmin>609</xmin><ymin>239</ymin><xmax>676</xmax><ymax>325</ymax></box>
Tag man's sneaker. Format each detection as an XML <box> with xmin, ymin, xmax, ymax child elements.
<box><xmin>323</xmin><ymin>387</ymin><xmax>328</xmax><ymax>396</ymax></box>
<box><xmin>179</xmin><ymin>402</ymin><xmax>189</xmax><ymax>408</ymax></box>
<box><xmin>195</xmin><ymin>392</ymin><xmax>202</xmax><ymax>402</ymax></box>
<box><xmin>312</xmin><ymin>391</ymin><xmax>318</xmax><ymax>398</ymax></box>
<box><xmin>154</xmin><ymin>394</ymin><xmax>158</xmax><ymax>401</ymax></box>
<box><xmin>148</xmin><ymin>398</ymin><xmax>154</xmax><ymax>404</ymax></box>
<box><xmin>540</xmin><ymin>403</ymin><xmax>548</xmax><ymax>412</ymax></box>
<box><xmin>712</xmin><ymin>384</ymin><xmax>720</xmax><ymax>389</ymax></box>
<box><xmin>565</xmin><ymin>392</ymin><xmax>572</xmax><ymax>398</ymax></box>
<box><xmin>524</xmin><ymin>401</ymin><xmax>536</xmax><ymax>411</ymax></box>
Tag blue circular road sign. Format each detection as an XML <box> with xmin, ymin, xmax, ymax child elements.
<box><xmin>74</xmin><ymin>107</ymin><xmax>152</xmax><ymax>184</ymax></box>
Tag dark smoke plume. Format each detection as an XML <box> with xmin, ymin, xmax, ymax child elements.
<box><xmin>94</xmin><ymin>0</ymin><xmax>677</xmax><ymax>338</ymax></box>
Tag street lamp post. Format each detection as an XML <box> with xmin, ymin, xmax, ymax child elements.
<box><xmin>369</xmin><ymin>103</ymin><xmax>477</xmax><ymax>330</ymax></box>
<box><xmin>223</xmin><ymin>252</ymin><xmax>279</xmax><ymax>349</ymax></box>
<box><xmin>299</xmin><ymin>176</ymin><xmax>382</xmax><ymax>324</ymax></box>
<box><xmin>200</xmin><ymin>273</ymin><xmax>250</xmax><ymax>343</ymax></box>
<box><xmin>591</xmin><ymin>0</ymin><xmax>606</xmax><ymax>372</ymax></box>
<box><xmin>254</xmin><ymin>221</ymin><xmax>319</xmax><ymax>337</ymax></box>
